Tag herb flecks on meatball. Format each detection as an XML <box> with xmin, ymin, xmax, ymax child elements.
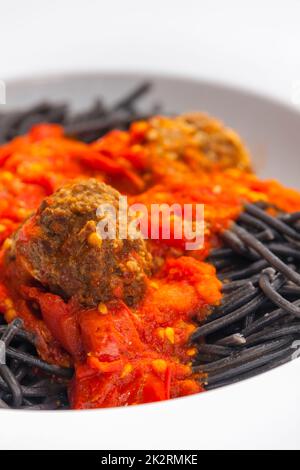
<box><xmin>6</xmin><ymin>179</ymin><xmax>151</xmax><ymax>307</ymax></box>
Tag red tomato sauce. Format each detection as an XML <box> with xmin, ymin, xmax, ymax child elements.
<box><xmin>0</xmin><ymin>122</ymin><xmax>300</xmax><ymax>408</ymax></box>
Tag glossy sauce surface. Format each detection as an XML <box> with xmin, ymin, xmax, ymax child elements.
<box><xmin>1</xmin><ymin>119</ymin><xmax>300</xmax><ymax>408</ymax></box>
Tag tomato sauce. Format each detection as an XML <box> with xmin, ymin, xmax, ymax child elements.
<box><xmin>0</xmin><ymin>122</ymin><xmax>300</xmax><ymax>408</ymax></box>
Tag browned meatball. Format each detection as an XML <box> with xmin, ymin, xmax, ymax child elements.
<box><xmin>143</xmin><ymin>113</ymin><xmax>251</xmax><ymax>172</ymax></box>
<box><xmin>6</xmin><ymin>179</ymin><xmax>151</xmax><ymax>307</ymax></box>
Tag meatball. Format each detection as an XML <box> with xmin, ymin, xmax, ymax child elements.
<box><xmin>6</xmin><ymin>179</ymin><xmax>151</xmax><ymax>307</ymax></box>
<box><xmin>143</xmin><ymin>113</ymin><xmax>251</xmax><ymax>172</ymax></box>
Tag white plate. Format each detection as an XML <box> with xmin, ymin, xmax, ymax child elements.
<box><xmin>1</xmin><ymin>72</ymin><xmax>300</xmax><ymax>450</ymax></box>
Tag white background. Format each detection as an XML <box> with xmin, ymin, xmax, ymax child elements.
<box><xmin>1</xmin><ymin>0</ymin><xmax>300</xmax><ymax>450</ymax></box>
<box><xmin>1</xmin><ymin>0</ymin><xmax>300</xmax><ymax>104</ymax></box>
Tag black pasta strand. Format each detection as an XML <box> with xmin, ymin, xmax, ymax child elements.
<box><xmin>0</xmin><ymin>365</ymin><xmax>23</xmax><ymax>407</ymax></box>
<box><xmin>245</xmin><ymin>203</ymin><xmax>300</xmax><ymax>241</ymax></box>
<box><xmin>194</xmin><ymin>337</ymin><xmax>290</xmax><ymax>373</ymax></box>
<box><xmin>232</xmin><ymin>223</ymin><xmax>300</xmax><ymax>286</ymax></box>
<box><xmin>259</xmin><ymin>268</ymin><xmax>300</xmax><ymax>318</ymax></box>
<box><xmin>209</xmin><ymin>282</ymin><xmax>257</xmax><ymax>318</ymax></box>
<box><xmin>202</xmin><ymin>342</ymin><xmax>294</xmax><ymax>386</ymax></box>
<box><xmin>6</xmin><ymin>347</ymin><xmax>73</xmax><ymax>378</ymax></box>
<box><xmin>245</xmin><ymin>324</ymin><xmax>300</xmax><ymax>346</ymax></box>
<box><xmin>205</xmin><ymin>352</ymin><xmax>293</xmax><ymax>390</ymax></box>
<box><xmin>194</xmin><ymin>204</ymin><xmax>300</xmax><ymax>390</ymax></box>
<box><xmin>218</xmin><ymin>259</ymin><xmax>269</xmax><ymax>281</ymax></box>
<box><xmin>191</xmin><ymin>292</ymin><xmax>265</xmax><ymax>340</ymax></box>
